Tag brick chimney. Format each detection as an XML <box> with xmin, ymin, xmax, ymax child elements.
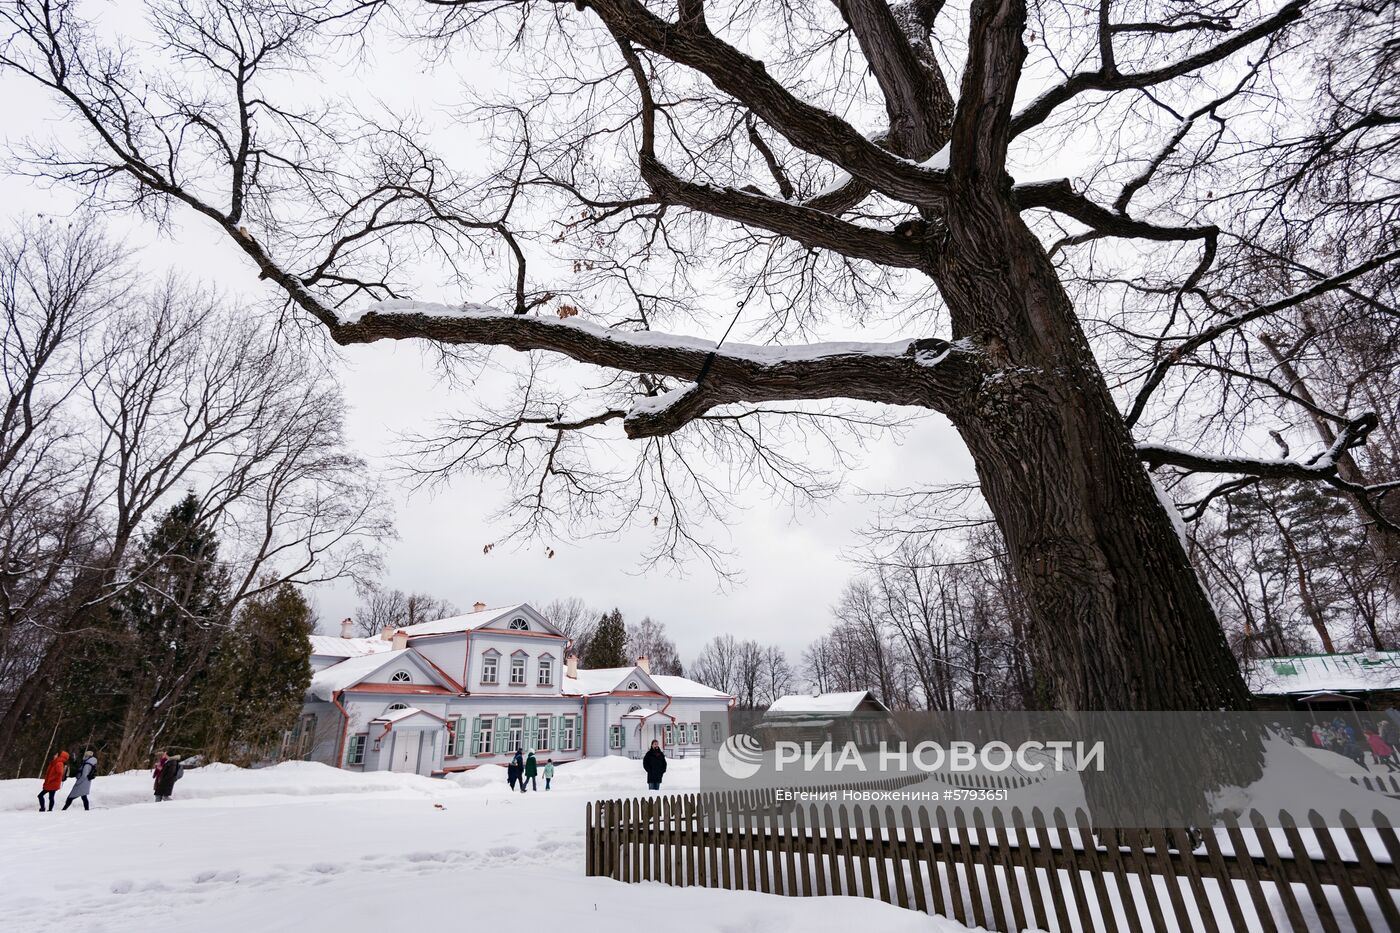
<box><xmin>339</xmin><ymin>618</ymin><xmax>354</xmax><ymax>639</ymax></box>
<box><xmin>392</xmin><ymin>630</ymin><xmax>409</xmax><ymax>651</ymax></box>
<box><xmin>473</xmin><ymin>601</ymin><xmax>487</xmax><ymax>613</ymax></box>
<box><xmin>636</xmin><ymin>655</ymin><xmax>650</xmax><ymax>674</ymax></box>
<box><xmin>380</xmin><ymin>625</ymin><xmax>394</xmax><ymax>642</ymax></box>
<box><xmin>566</xmin><ymin>655</ymin><xmax>579</xmax><ymax>679</ymax></box>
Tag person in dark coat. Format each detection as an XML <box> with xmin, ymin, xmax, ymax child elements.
<box><xmin>153</xmin><ymin>752</ymin><xmax>169</xmax><ymax>801</ymax></box>
<box><xmin>643</xmin><ymin>739</ymin><xmax>667</xmax><ymax>790</ymax></box>
<box><xmin>507</xmin><ymin>750</ymin><xmax>521</xmax><ymax>790</ymax></box>
<box><xmin>523</xmin><ymin>750</ymin><xmax>538</xmax><ymax>792</ymax></box>
<box><xmin>154</xmin><ymin>754</ymin><xmax>183</xmax><ymax>800</ymax></box>
<box><xmin>62</xmin><ymin>750</ymin><xmax>97</xmax><ymax>810</ymax></box>
<box><xmin>38</xmin><ymin>751</ymin><xmax>68</xmax><ymax>811</ymax></box>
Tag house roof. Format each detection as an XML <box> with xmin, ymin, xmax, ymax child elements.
<box><xmin>1248</xmin><ymin>651</ymin><xmax>1400</xmax><ymax>696</ymax></box>
<box><xmin>560</xmin><ymin>665</ymin><xmax>733</xmax><ymax>700</ymax></box>
<box><xmin>308</xmin><ymin>634</ymin><xmax>392</xmax><ymax>659</ymax></box>
<box><xmin>394</xmin><ymin>603</ymin><xmax>563</xmax><ymax>638</ymax></box>
<box><xmin>373</xmin><ymin>706</ymin><xmax>428</xmax><ymax>724</ymax></box>
<box><xmin>307</xmin><ymin>649</ymin><xmax>457</xmax><ymax>701</ymax></box>
<box><xmin>621</xmin><ymin>707</ymin><xmax>666</xmax><ymax>720</ymax></box>
<box><xmin>767</xmin><ymin>691</ymin><xmax>887</xmax><ymax>714</ymax></box>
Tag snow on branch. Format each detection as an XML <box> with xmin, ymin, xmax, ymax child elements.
<box><xmin>1137</xmin><ymin>412</ymin><xmax>1376</xmax><ymax>480</ymax></box>
<box><xmin>333</xmin><ymin>301</ymin><xmax>984</xmax><ymax>437</ymax></box>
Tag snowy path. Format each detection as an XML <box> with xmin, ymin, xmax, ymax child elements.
<box><xmin>0</xmin><ymin>759</ymin><xmax>977</xmax><ymax>933</ymax></box>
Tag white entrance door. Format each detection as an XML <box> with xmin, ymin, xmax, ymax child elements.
<box><xmin>392</xmin><ymin>731</ymin><xmax>421</xmax><ymax>773</ymax></box>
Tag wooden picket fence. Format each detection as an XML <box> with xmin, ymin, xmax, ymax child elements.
<box><xmin>586</xmin><ymin>788</ymin><xmax>1400</xmax><ymax>932</ymax></box>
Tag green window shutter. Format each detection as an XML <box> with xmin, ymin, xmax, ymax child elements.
<box><xmin>526</xmin><ymin>715</ymin><xmax>536</xmax><ymax>749</ymax></box>
<box><xmin>494</xmin><ymin>717</ymin><xmax>508</xmax><ymax>753</ymax></box>
<box><xmin>469</xmin><ymin>717</ymin><xmax>481</xmax><ymax>756</ymax></box>
<box><xmin>553</xmin><ymin>716</ymin><xmax>563</xmax><ymax>750</ymax></box>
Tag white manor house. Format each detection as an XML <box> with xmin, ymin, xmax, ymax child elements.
<box><xmin>297</xmin><ymin>602</ymin><xmax>735</xmax><ymax>776</ymax></box>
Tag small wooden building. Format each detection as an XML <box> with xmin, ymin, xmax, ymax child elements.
<box><xmin>756</xmin><ymin>690</ymin><xmax>894</xmax><ymax>750</ymax></box>
<box><xmin>1249</xmin><ymin>650</ymin><xmax>1400</xmax><ymax>721</ymax></box>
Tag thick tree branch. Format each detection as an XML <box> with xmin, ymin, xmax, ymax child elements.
<box><xmin>951</xmin><ymin>0</ymin><xmax>1026</xmax><ymax>180</ymax></box>
<box><xmin>332</xmin><ymin>302</ymin><xmax>984</xmax><ymax>435</ymax></box>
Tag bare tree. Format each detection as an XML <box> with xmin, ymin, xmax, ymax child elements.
<box><xmin>353</xmin><ymin>587</ymin><xmax>458</xmax><ymax>636</ymax></box>
<box><xmin>541</xmin><ymin>595</ymin><xmax>595</xmax><ymax>659</ymax></box>
<box><xmin>626</xmin><ymin>615</ymin><xmax>683</xmax><ymax>675</ymax></box>
<box><xmin>0</xmin><ymin>224</ymin><xmax>391</xmax><ymax>765</ymax></box>
<box><xmin>7</xmin><ymin>0</ymin><xmax>1400</xmax><ymax>712</ymax></box>
<box><xmin>690</xmin><ymin>633</ymin><xmax>737</xmax><ymax>696</ymax></box>
<box><xmin>757</xmin><ymin>644</ymin><xmax>794</xmax><ymax>707</ymax></box>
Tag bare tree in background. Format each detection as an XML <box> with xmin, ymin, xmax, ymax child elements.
<box><xmin>353</xmin><ymin>587</ymin><xmax>459</xmax><ymax>636</ymax></box>
<box><xmin>626</xmin><ymin>616</ymin><xmax>684</xmax><ymax>675</ymax></box>
<box><xmin>690</xmin><ymin>634</ymin><xmax>738</xmax><ymax>696</ymax></box>
<box><xmin>6</xmin><ymin>0</ymin><xmax>1399</xmax><ymax>710</ymax></box>
<box><xmin>541</xmin><ymin>596</ymin><xmax>595</xmax><ymax>659</ymax></box>
<box><xmin>0</xmin><ymin>223</ymin><xmax>391</xmax><ymax>766</ymax></box>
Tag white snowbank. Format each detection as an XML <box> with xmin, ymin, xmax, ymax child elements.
<box><xmin>1</xmin><ymin>758</ymin><xmax>971</xmax><ymax>933</ymax></box>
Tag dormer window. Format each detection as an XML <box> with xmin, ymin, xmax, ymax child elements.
<box><xmin>508</xmin><ymin>618</ymin><xmax>528</xmax><ymax>631</ymax></box>
<box><xmin>389</xmin><ymin>670</ymin><xmax>412</xmax><ymax>683</ymax></box>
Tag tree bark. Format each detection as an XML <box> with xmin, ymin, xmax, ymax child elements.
<box><xmin>929</xmin><ymin>187</ymin><xmax>1249</xmax><ymax>711</ymax></box>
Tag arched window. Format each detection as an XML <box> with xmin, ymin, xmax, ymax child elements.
<box><xmin>386</xmin><ymin>703</ymin><xmax>410</xmax><ymax>713</ymax></box>
<box><xmin>389</xmin><ymin>670</ymin><xmax>411</xmax><ymax>683</ymax></box>
<box><xmin>627</xmin><ymin>680</ymin><xmax>640</xmax><ymax>690</ymax></box>
<box><xmin>628</xmin><ymin>704</ymin><xmax>643</xmax><ymax>713</ymax></box>
<box><xmin>508</xmin><ymin>618</ymin><xmax>529</xmax><ymax>631</ymax></box>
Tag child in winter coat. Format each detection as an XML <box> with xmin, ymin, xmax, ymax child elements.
<box><xmin>153</xmin><ymin>752</ymin><xmax>169</xmax><ymax>801</ymax></box>
<box><xmin>543</xmin><ymin>759</ymin><xmax>555</xmax><ymax>790</ymax></box>
<box><xmin>154</xmin><ymin>755</ymin><xmax>184</xmax><ymax>800</ymax></box>
<box><xmin>1367</xmin><ymin>729</ymin><xmax>1399</xmax><ymax>772</ymax></box>
<box><xmin>38</xmin><ymin>751</ymin><xmax>68</xmax><ymax>811</ymax></box>
<box><xmin>523</xmin><ymin>751</ymin><xmax>538</xmax><ymax>792</ymax></box>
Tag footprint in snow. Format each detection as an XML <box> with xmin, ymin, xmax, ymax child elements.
<box><xmin>109</xmin><ymin>880</ymin><xmax>134</xmax><ymax>895</ymax></box>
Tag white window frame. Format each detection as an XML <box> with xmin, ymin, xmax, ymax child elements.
<box><xmin>627</xmin><ymin>680</ymin><xmax>640</xmax><ymax>690</ymax></box>
<box><xmin>481</xmin><ymin>655</ymin><xmax>499</xmax><ymax>684</ymax></box>
<box><xmin>347</xmin><ymin>734</ymin><xmax>368</xmax><ymax>766</ymax></box>
<box><xmin>536</xmin><ymin>714</ymin><xmax>551</xmax><ymax>751</ymax></box>
<box><xmin>508</xmin><ymin>617</ymin><xmax>529</xmax><ymax>630</ymax></box>
<box><xmin>609</xmin><ymin>724</ymin><xmax>624</xmax><ymax>749</ymax></box>
<box><xmin>537</xmin><ymin>658</ymin><xmax>553</xmax><ymax>686</ymax></box>
<box><xmin>673</xmin><ymin>722</ymin><xmax>686</xmax><ymax>745</ymax></box>
<box><xmin>508</xmin><ymin>716</ymin><xmax>524</xmax><ymax>752</ymax></box>
<box><xmin>564</xmin><ymin>716</ymin><xmax>577</xmax><ymax>750</ymax></box>
<box><xmin>385</xmin><ymin>702</ymin><xmax>410</xmax><ymax>713</ymax></box>
<box><xmin>689</xmin><ymin>722</ymin><xmax>701</xmax><ymax>746</ymax></box>
<box><xmin>476</xmin><ymin>717</ymin><xmax>495</xmax><ymax>755</ymax></box>
<box><xmin>510</xmin><ymin>656</ymin><xmax>527</xmax><ymax>685</ymax></box>
<box><xmin>389</xmin><ymin>670</ymin><xmax>412</xmax><ymax>683</ymax></box>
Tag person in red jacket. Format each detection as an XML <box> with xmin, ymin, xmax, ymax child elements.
<box><xmin>38</xmin><ymin>750</ymin><xmax>69</xmax><ymax>811</ymax></box>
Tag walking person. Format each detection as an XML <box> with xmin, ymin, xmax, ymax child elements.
<box><xmin>523</xmin><ymin>750</ymin><xmax>538</xmax><ymax>792</ymax></box>
<box><xmin>643</xmin><ymin>739</ymin><xmax>667</xmax><ymax>791</ymax></box>
<box><xmin>154</xmin><ymin>754</ymin><xmax>184</xmax><ymax>800</ymax></box>
<box><xmin>1367</xmin><ymin>727</ymin><xmax>1400</xmax><ymax>772</ymax></box>
<box><xmin>62</xmin><ymin>750</ymin><xmax>97</xmax><ymax>811</ymax></box>
<box><xmin>543</xmin><ymin>759</ymin><xmax>554</xmax><ymax>791</ymax></box>
<box><xmin>37</xmin><ymin>750</ymin><xmax>69</xmax><ymax>812</ymax></box>
<box><xmin>506</xmin><ymin>753</ymin><xmax>520</xmax><ymax>791</ymax></box>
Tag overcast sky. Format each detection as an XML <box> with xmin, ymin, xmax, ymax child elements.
<box><xmin>0</xmin><ymin>3</ymin><xmax>997</xmax><ymax>669</ymax></box>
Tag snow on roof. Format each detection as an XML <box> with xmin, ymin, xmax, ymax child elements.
<box><xmin>767</xmin><ymin>691</ymin><xmax>882</xmax><ymax>714</ymax></box>
<box><xmin>308</xmin><ymin>649</ymin><xmax>412</xmax><ymax>701</ymax></box>
<box><xmin>1248</xmin><ymin>651</ymin><xmax>1400</xmax><ymax>696</ymax></box>
<box><xmin>395</xmin><ymin>604</ymin><xmax>537</xmax><ymax>637</ymax></box>
<box><xmin>622</xmin><ymin>707</ymin><xmax>663</xmax><ymax>719</ymax></box>
<box><xmin>561</xmin><ymin>667</ymin><xmax>634</xmax><ymax>696</ymax></box>
<box><xmin>372</xmin><ymin>706</ymin><xmax>425</xmax><ymax>724</ymax></box>
<box><xmin>308</xmin><ymin>634</ymin><xmax>392</xmax><ymax>659</ymax></box>
<box><xmin>650</xmin><ymin>674</ymin><xmax>732</xmax><ymax>700</ymax></box>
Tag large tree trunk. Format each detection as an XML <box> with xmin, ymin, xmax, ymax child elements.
<box><xmin>930</xmin><ymin>190</ymin><xmax>1250</xmax><ymax>712</ymax></box>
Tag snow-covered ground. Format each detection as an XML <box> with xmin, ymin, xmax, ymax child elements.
<box><xmin>0</xmin><ymin>758</ymin><xmax>978</xmax><ymax>933</ymax></box>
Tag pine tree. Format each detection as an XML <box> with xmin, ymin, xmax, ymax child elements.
<box><xmin>205</xmin><ymin>583</ymin><xmax>314</xmax><ymax>763</ymax></box>
<box><xmin>583</xmin><ymin>608</ymin><xmax>629</xmax><ymax>668</ymax></box>
<box><xmin>109</xmin><ymin>493</ymin><xmax>230</xmax><ymax>769</ymax></box>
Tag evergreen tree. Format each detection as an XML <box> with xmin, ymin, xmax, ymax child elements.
<box><xmin>205</xmin><ymin>583</ymin><xmax>314</xmax><ymax>763</ymax></box>
<box><xmin>109</xmin><ymin>493</ymin><xmax>230</xmax><ymax>769</ymax></box>
<box><xmin>583</xmin><ymin>608</ymin><xmax>628</xmax><ymax>668</ymax></box>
